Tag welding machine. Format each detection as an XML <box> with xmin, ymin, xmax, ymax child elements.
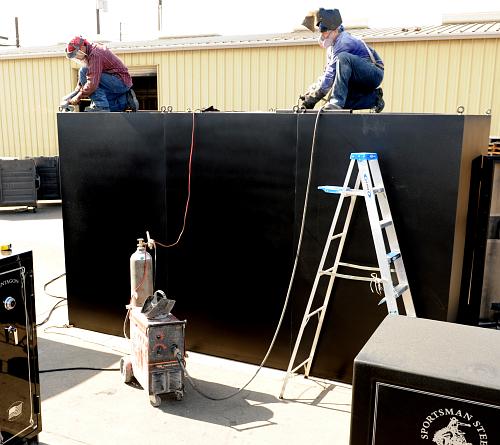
<box><xmin>120</xmin><ymin>291</ymin><xmax>186</xmax><ymax>407</ymax></box>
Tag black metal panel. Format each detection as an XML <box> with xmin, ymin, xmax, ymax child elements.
<box><xmin>57</xmin><ymin>113</ymin><xmax>168</xmax><ymax>332</ymax></box>
<box><xmin>0</xmin><ymin>251</ymin><xmax>41</xmax><ymax>444</ymax></box>
<box><xmin>160</xmin><ymin>113</ymin><xmax>297</xmax><ymax>367</ymax></box>
<box><xmin>294</xmin><ymin>114</ymin><xmax>477</xmax><ymax>380</ymax></box>
<box><xmin>57</xmin><ymin>112</ymin><xmax>489</xmax><ymax>382</ymax></box>
<box><xmin>458</xmin><ymin>155</ymin><xmax>500</xmax><ymax>326</ymax></box>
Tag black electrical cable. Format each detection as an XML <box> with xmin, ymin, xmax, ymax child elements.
<box><xmin>36</xmin><ymin>299</ymin><xmax>67</xmax><ymax>328</ymax></box>
<box><xmin>39</xmin><ymin>367</ymin><xmax>119</xmax><ymax>373</ymax></box>
<box><xmin>36</xmin><ymin>272</ymin><xmax>67</xmax><ymax>328</ymax></box>
<box><xmin>43</xmin><ymin>272</ymin><xmax>66</xmax><ymax>299</ymax></box>
<box><xmin>174</xmin><ymin>351</ymin><xmax>235</xmax><ymax>401</ymax></box>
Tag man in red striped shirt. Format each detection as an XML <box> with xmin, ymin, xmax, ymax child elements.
<box><xmin>62</xmin><ymin>36</ymin><xmax>139</xmax><ymax>112</ymax></box>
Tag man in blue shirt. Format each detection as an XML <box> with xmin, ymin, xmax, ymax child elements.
<box><xmin>301</xmin><ymin>8</ymin><xmax>385</xmax><ymax>112</ymax></box>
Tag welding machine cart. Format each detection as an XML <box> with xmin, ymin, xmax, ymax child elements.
<box><xmin>121</xmin><ymin>307</ymin><xmax>186</xmax><ymax>406</ymax></box>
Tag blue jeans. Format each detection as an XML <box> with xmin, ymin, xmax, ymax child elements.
<box><xmin>79</xmin><ymin>67</ymin><xmax>130</xmax><ymax>111</ymax></box>
<box><xmin>330</xmin><ymin>53</ymin><xmax>384</xmax><ymax>110</ymax></box>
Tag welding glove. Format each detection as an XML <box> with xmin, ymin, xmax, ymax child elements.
<box><xmin>301</xmin><ymin>89</ymin><xmax>325</xmax><ymax>109</ymax></box>
<box><xmin>68</xmin><ymin>92</ymin><xmax>83</xmax><ymax>106</ymax></box>
<box><xmin>61</xmin><ymin>86</ymin><xmax>81</xmax><ymax>103</ymax></box>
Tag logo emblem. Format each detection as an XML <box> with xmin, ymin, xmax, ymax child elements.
<box><xmin>363</xmin><ymin>173</ymin><xmax>372</xmax><ymax>197</ymax></box>
<box><xmin>8</xmin><ymin>401</ymin><xmax>23</xmax><ymax>421</ymax></box>
<box><xmin>0</xmin><ymin>278</ymin><xmax>19</xmax><ymax>288</ymax></box>
<box><xmin>420</xmin><ymin>408</ymin><xmax>488</xmax><ymax>444</ymax></box>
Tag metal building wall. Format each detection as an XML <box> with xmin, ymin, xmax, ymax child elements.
<box><xmin>0</xmin><ymin>36</ymin><xmax>499</xmax><ymax>157</ymax></box>
<box><xmin>378</xmin><ymin>38</ymin><xmax>500</xmax><ymax>136</ymax></box>
<box><xmin>120</xmin><ymin>46</ymin><xmax>326</xmax><ymax>112</ymax></box>
<box><xmin>0</xmin><ymin>56</ymin><xmax>74</xmax><ymax>157</ymax></box>
<box><xmin>123</xmin><ymin>39</ymin><xmax>500</xmax><ymax>134</ymax></box>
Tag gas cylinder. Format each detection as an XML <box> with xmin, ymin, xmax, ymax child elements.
<box><xmin>130</xmin><ymin>238</ymin><xmax>153</xmax><ymax>307</ymax></box>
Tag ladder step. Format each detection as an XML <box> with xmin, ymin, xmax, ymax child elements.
<box><xmin>331</xmin><ymin>232</ymin><xmax>344</xmax><ymax>240</ymax></box>
<box><xmin>306</xmin><ymin>305</ymin><xmax>326</xmax><ymax>320</ymax></box>
<box><xmin>335</xmin><ymin>273</ymin><xmax>377</xmax><ymax>283</ymax></box>
<box><xmin>380</xmin><ymin>218</ymin><xmax>393</xmax><ymax>229</ymax></box>
<box><xmin>387</xmin><ymin>251</ymin><xmax>401</xmax><ymax>263</ymax></box>
<box><xmin>377</xmin><ymin>283</ymin><xmax>409</xmax><ymax>306</ymax></box>
<box><xmin>394</xmin><ymin>283</ymin><xmax>409</xmax><ymax>296</ymax></box>
<box><xmin>318</xmin><ymin>186</ymin><xmax>364</xmax><ymax>196</ymax></box>
<box><xmin>338</xmin><ymin>261</ymin><xmax>379</xmax><ymax>272</ymax></box>
<box><xmin>350</xmin><ymin>152</ymin><xmax>378</xmax><ymax>161</ymax></box>
<box><xmin>318</xmin><ymin>186</ymin><xmax>385</xmax><ymax>196</ymax></box>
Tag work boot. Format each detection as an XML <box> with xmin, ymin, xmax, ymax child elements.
<box><xmin>126</xmin><ymin>88</ymin><xmax>139</xmax><ymax>111</ymax></box>
<box><xmin>372</xmin><ymin>88</ymin><xmax>385</xmax><ymax>113</ymax></box>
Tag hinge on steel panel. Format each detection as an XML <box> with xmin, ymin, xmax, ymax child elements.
<box><xmin>32</xmin><ymin>394</ymin><xmax>40</xmax><ymax>414</ymax></box>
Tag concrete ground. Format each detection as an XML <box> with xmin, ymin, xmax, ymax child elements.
<box><xmin>0</xmin><ymin>203</ymin><xmax>352</xmax><ymax>445</ymax></box>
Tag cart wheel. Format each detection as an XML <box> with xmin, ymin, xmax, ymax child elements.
<box><xmin>120</xmin><ymin>356</ymin><xmax>133</xmax><ymax>383</ymax></box>
<box><xmin>149</xmin><ymin>394</ymin><xmax>161</xmax><ymax>407</ymax></box>
<box><xmin>175</xmin><ymin>390</ymin><xmax>183</xmax><ymax>401</ymax></box>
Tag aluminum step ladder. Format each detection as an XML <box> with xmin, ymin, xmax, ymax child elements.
<box><xmin>279</xmin><ymin>152</ymin><xmax>416</xmax><ymax>399</ymax></box>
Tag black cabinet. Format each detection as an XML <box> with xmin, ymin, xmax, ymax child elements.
<box><xmin>0</xmin><ymin>160</ymin><xmax>38</xmax><ymax>211</ymax></box>
<box><xmin>0</xmin><ymin>251</ymin><xmax>41</xmax><ymax>445</ymax></box>
<box><xmin>350</xmin><ymin>315</ymin><xmax>500</xmax><ymax>445</ymax></box>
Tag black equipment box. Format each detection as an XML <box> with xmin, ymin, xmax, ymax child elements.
<box><xmin>350</xmin><ymin>315</ymin><xmax>500</xmax><ymax>445</ymax></box>
<box><xmin>0</xmin><ymin>160</ymin><xmax>37</xmax><ymax>211</ymax></box>
<box><xmin>0</xmin><ymin>251</ymin><xmax>41</xmax><ymax>444</ymax></box>
<box><xmin>34</xmin><ymin>157</ymin><xmax>60</xmax><ymax>201</ymax></box>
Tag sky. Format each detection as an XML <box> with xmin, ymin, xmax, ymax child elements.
<box><xmin>1</xmin><ymin>0</ymin><xmax>500</xmax><ymax>47</ymax></box>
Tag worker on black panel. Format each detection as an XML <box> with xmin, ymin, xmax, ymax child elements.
<box><xmin>300</xmin><ymin>8</ymin><xmax>385</xmax><ymax>112</ymax></box>
<box><xmin>61</xmin><ymin>36</ymin><xmax>139</xmax><ymax>112</ymax></box>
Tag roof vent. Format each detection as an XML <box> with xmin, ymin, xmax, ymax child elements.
<box><xmin>442</xmin><ymin>11</ymin><xmax>500</xmax><ymax>24</ymax></box>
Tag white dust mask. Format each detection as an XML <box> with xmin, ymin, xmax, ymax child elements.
<box><xmin>318</xmin><ymin>31</ymin><xmax>335</xmax><ymax>48</ymax></box>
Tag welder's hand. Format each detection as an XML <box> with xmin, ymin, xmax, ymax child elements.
<box><xmin>69</xmin><ymin>93</ymin><xmax>82</xmax><ymax>106</ymax></box>
<box><xmin>301</xmin><ymin>90</ymin><xmax>324</xmax><ymax>109</ymax></box>
<box><xmin>301</xmin><ymin>93</ymin><xmax>318</xmax><ymax>109</ymax></box>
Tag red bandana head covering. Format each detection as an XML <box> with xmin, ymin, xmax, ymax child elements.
<box><xmin>65</xmin><ymin>36</ymin><xmax>89</xmax><ymax>59</ymax></box>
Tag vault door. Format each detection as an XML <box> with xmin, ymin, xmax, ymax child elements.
<box><xmin>0</xmin><ymin>262</ymin><xmax>37</xmax><ymax>444</ymax></box>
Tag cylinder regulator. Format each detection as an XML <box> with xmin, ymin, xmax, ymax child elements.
<box><xmin>130</xmin><ymin>238</ymin><xmax>153</xmax><ymax>307</ymax></box>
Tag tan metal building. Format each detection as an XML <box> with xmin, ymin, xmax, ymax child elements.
<box><xmin>1</xmin><ymin>20</ymin><xmax>499</xmax><ymax>158</ymax></box>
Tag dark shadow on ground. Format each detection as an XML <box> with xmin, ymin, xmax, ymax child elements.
<box><xmin>0</xmin><ymin>202</ymin><xmax>61</xmax><ymax>221</ymax></box>
<box><xmin>125</xmin><ymin>375</ymin><xmax>281</xmax><ymax>430</ymax></box>
<box><xmin>37</xmin><ymin>337</ymin><xmax>121</xmax><ymax>401</ymax></box>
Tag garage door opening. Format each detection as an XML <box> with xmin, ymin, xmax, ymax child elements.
<box><xmin>129</xmin><ymin>66</ymin><xmax>158</xmax><ymax>111</ymax></box>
